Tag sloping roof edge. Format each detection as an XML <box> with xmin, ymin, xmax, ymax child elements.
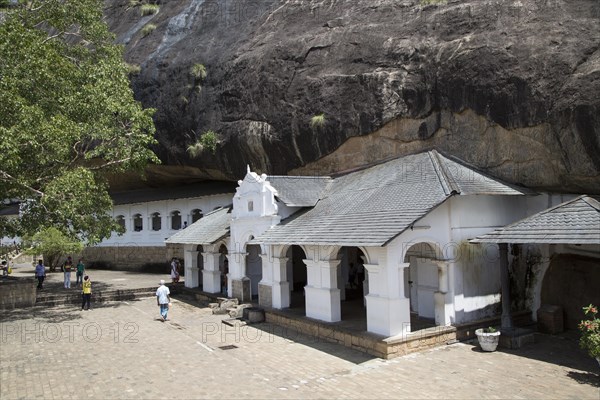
<box><xmin>470</xmin><ymin>195</ymin><xmax>600</xmax><ymax>244</ymax></box>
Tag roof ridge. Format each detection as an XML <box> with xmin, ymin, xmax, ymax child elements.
<box><xmin>429</xmin><ymin>150</ymin><xmax>460</xmax><ymax>195</ymax></box>
<box><xmin>581</xmin><ymin>195</ymin><xmax>600</xmax><ymax>211</ymax></box>
<box><xmin>204</xmin><ymin>204</ymin><xmax>233</xmax><ymax>217</ymax></box>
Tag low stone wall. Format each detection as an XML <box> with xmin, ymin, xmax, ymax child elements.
<box><xmin>82</xmin><ymin>245</ymin><xmax>185</xmax><ymax>272</ymax></box>
<box><xmin>0</xmin><ymin>277</ymin><xmax>37</xmax><ymax>310</ymax></box>
<box><xmin>265</xmin><ymin>310</ymin><xmax>457</xmax><ymax>359</ymax></box>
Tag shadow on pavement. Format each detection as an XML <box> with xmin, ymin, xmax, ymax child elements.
<box><xmin>172</xmin><ymin>293</ymin><xmax>374</xmax><ymax>364</ymax></box>
<box><xmin>567</xmin><ymin>370</ymin><xmax>600</xmax><ymax>387</ymax></box>
<box><xmin>0</xmin><ymin>299</ymin><xmax>144</xmax><ymax>323</ymax></box>
<box><xmin>469</xmin><ymin>331</ymin><xmax>599</xmax><ymax>385</ymax></box>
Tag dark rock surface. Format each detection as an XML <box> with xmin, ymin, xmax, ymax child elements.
<box><xmin>104</xmin><ymin>0</ymin><xmax>600</xmax><ymax>193</ymax></box>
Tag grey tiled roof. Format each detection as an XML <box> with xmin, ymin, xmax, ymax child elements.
<box><xmin>470</xmin><ymin>196</ymin><xmax>600</xmax><ymax>244</ymax></box>
<box><xmin>165</xmin><ymin>206</ymin><xmax>232</xmax><ymax>245</ymax></box>
<box><xmin>267</xmin><ymin>176</ymin><xmax>333</xmax><ymax>207</ymax></box>
<box><xmin>254</xmin><ymin>151</ymin><xmax>527</xmax><ymax>247</ymax></box>
<box><xmin>111</xmin><ymin>181</ymin><xmax>237</xmax><ymax>205</ymax></box>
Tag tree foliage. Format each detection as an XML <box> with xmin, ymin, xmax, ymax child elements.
<box><xmin>0</xmin><ymin>0</ymin><xmax>159</xmax><ymax>244</ymax></box>
<box><xmin>24</xmin><ymin>227</ymin><xmax>83</xmax><ymax>272</ymax></box>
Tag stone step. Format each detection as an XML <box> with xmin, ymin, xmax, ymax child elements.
<box><xmin>35</xmin><ymin>287</ymin><xmax>155</xmax><ymax>307</ymax></box>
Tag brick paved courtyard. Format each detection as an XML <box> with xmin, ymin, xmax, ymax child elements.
<box><xmin>1</xmin><ymin>291</ymin><xmax>598</xmax><ymax>399</ymax></box>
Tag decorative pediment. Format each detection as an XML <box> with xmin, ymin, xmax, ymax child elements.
<box><xmin>232</xmin><ymin>166</ymin><xmax>278</xmax><ymax>218</ymax></box>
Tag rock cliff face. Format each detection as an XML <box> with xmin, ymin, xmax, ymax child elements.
<box><xmin>104</xmin><ymin>0</ymin><xmax>600</xmax><ymax>193</ymax></box>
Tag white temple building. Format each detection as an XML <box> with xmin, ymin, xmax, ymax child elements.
<box><xmin>166</xmin><ymin>150</ymin><xmax>570</xmax><ymax>338</ymax></box>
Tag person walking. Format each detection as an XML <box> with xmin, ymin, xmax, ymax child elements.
<box><xmin>63</xmin><ymin>256</ymin><xmax>73</xmax><ymax>289</ymax></box>
<box><xmin>75</xmin><ymin>258</ymin><xmax>85</xmax><ymax>287</ymax></box>
<box><xmin>35</xmin><ymin>259</ymin><xmax>45</xmax><ymax>289</ymax></box>
<box><xmin>81</xmin><ymin>275</ymin><xmax>92</xmax><ymax>310</ymax></box>
<box><xmin>156</xmin><ymin>279</ymin><xmax>171</xmax><ymax>321</ymax></box>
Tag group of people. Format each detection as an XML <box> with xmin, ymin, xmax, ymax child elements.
<box><xmin>31</xmin><ymin>255</ymin><xmax>176</xmax><ymax>321</ymax></box>
<box><xmin>62</xmin><ymin>256</ymin><xmax>85</xmax><ymax>289</ymax></box>
<box><xmin>34</xmin><ymin>257</ymin><xmax>92</xmax><ymax>310</ymax></box>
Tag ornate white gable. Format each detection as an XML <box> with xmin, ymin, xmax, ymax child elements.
<box><xmin>232</xmin><ymin>166</ymin><xmax>278</xmax><ymax>219</ymax></box>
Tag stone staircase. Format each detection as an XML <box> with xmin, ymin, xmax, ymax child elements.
<box><xmin>34</xmin><ymin>287</ymin><xmax>155</xmax><ymax>307</ymax></box>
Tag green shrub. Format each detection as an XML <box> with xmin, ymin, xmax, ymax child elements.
<box><xmin>141</xmin><ymin>23</ymin><xmax>156</xmax><ymax>37</ymax></box>
<box><xmin>310</xmin><ymin>113</ymin><xmax>326</xmax><ymax>128</ymax></box>
<box><xmin>579</xmin><ymin>304</ymin><xmax>600</xmax><ymax>358</ymax></box>
<box><xmin>24</xmin><ymin>227</ymin><xmax>83</xmax><ymax>272</ymax></box>
<box><xmin>190</xmin><ymin>63</ymin><xmax>207</xmax><ymax>80</ymax></box>
<box><xmin>187</xmin><ymin>130</ymin><xmax>218</xmax><ymax>157</ymax></box>
<box><xmin>140</xmin><ymin>4</ymin><xmax>159</xmax><ymax>16</ymax></box>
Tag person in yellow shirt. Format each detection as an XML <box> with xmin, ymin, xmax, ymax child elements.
<box><xmin>81</xmin><ymin>275</ymin><xmax>92</xmax><ymax>310</ymax></box>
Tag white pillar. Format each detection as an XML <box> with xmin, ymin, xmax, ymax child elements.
<box><xmin>434</xmin><ymin>260</ymin><xmax>455</xmax><ymax>326</ymax></box>
<box><xmin>270</xmin><ymin>256</ymin><xmax>290</xmax><ymax>308</ymax></box>
<box><xmin>202</xmin><ymin>250</ymin><xmax>221</xmax><ymax>293</ymax></box>
<box><xmin>365</xmin><ymin>262</ymin><xmax>411</xmax><ymax>337</ymax></box>
<box><xmin>184</xmin><ymin>249</ymin><xmax>199</xmax><ymax>288</ymax></box>
<box><xmin>304</xmin><ymin>258</ymin><xmax>341</xmax><ymax>322</ymax></box>
<box><xmin>228</xmin><ymin>251</ymin><xmax>250</xmax><ymax>301</ymax></box>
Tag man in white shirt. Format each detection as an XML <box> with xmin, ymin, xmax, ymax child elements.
<box><xmin>156</xmin><ymin>279</ymin><xmax>171</xmax><ymax>321</ymax></box>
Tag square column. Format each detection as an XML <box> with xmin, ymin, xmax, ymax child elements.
<box><xmin>202</xmin><ymin>251</ymin><xmax>221</xmax><ymax>293</ymax></box>
<box><xmin>364</xmin><ymin>262</ymin><xmax>411</xmax><ymax>337</ymax></box>
<box><xmin>228</xmin><ymin>251</ymin><xmax>251</xmax><ymax>302</ymax></box>
<box><xmin>259</xmin><ymin>256</ymin><xmax>290</xmax><ymax>309</ymax></box>
<box><xmin>434</xmin><ymin>260</ymin><xmax>455</xmax><ymax>326</ymax></box>
<box><xmin>304</xmin><ymin>259</ymin><xmax>341</xmax><ymax>322</ymax></box>
<box><xmin>184</xmin><ymin>249</ymin><xmax>199</xmax><ymax>288</ymax></box>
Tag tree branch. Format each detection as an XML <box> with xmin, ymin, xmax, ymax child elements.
<box><xmin>87</xmin><ymin>157</ymin><xmax>132</xmax><ymax>171</ymax></box>
<box><xmin>0</xmin><ymin>170</ymin><xmax>44</xmax><ymax>197</ymax></box>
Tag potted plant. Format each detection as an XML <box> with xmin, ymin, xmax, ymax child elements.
<box><xmin>475</xmin><ymin>326</ymin><xmax>501</xmax><ymax>352</ymax></box>
<box><xmin>578</xmin><ymin>304</ymin><xmax>600</xmax><ymax>367</ymax></box>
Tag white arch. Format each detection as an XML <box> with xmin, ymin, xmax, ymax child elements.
<box><xmin>401</xmin><ymin>237</ymin><xmax>445</xmax><ymax>262</ymax></box>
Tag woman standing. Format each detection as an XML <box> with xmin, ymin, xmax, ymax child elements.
<box><xmin>170</xmin><ymin>258</ymin><xmax>180</xmax><ymax>283</ymax></box>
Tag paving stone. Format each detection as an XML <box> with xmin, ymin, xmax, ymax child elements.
<box><xmin>1</xmin><ymin>271</ymin><xmax>599</xmax><ymax>399</ymax></box>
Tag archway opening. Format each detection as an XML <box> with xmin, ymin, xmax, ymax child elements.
<box><xmin>337</xmin><ymin>247</ymin><xmax>367</xmax><ymax>327</ymax></box>
<box><xmin>286</xmin><ymin>245</ymin><xmax>307</xmax><ymax>309</ymax></box>
<box><xmin>218</xmin><ymin>244</ymin><xmax>228</xmax><ymax>295</ymax></box>
<box><xmin>191</xmin><ymin>209</ymin><xmax>203</xmax><ymax>223</ymax></box>
<box><xmin>541</xmin><ymin>253</ymin><xmax>600</xmax><ymax>330</ymax></box>
<box><xmin>246</xmin><ymin>240</ymin><xmax>262</xmax><ymax>300</ymax></box>
<box><xmin>151</xmin><ymin>212</ymin><xmax>161</xmax><ymax>231</ymax></box>
<box><xmin>133</xmin><ymin>214</ymin><xmax>143</xmax><ymax>232</ymax></box>
<box><xmin>171</xmin><ymin>211</ymin><xmax>182</xmax><ymax>230</ymax></box>
<box><xmin>404</xmin><ymin>242</ymin><xmax>439</xmax><ymax>330</ymax></box>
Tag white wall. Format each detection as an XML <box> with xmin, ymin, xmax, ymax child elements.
<box><xmin>98</xmin><ymin>193</ymin><xmax>232</xmax><ymax>247</ymax></box>
<box><xmin>380</xmin><ymin>194</ymin><xmax>545</xmax><ymax>325</ymax></box>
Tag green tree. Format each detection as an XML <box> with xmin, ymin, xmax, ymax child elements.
<box><xmin>24</xmin><ymin>227</ymin><xmax>83</xmax><ymax>272</ymax></box>
<box><xmin>0</xmin><ymin>0</ymin><xmax>159</xmax><ymax>244</ymax></box>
